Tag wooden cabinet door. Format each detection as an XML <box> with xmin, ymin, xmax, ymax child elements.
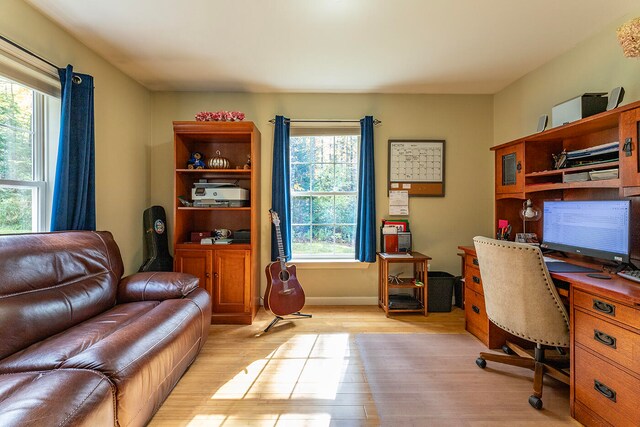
<box><xmin>213</xmin><ymin>250</ymin><xmax>251</xmax><ymax>314</ymax></box>
<box><xmin>174</xmin><ymin>249</ymin><xmax>213</xmax><ymax>296</ymax></box>
<box><xmin>619</xmin><ymin>109</ymin><xmax>640</xmax><ymax>188</ymax></box>
<box><xmin>495</xmin><ymin>143</ymin><xmax>524</xmax><ymax>194</ymax></box>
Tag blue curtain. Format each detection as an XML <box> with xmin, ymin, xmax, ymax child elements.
<box><xmin>51</xmin><ymin>65</ymin><xmax>96</xmax><ymax>231</ymax></box>
<box><xmin>355</xmin><ymin>116</ymin><xmax>376</xmax><ymax>262</ymax></box>
<box><xmin>271</xmin><ymin>116</ymin><xmax>292</xmax><ymax>261</ymax></box>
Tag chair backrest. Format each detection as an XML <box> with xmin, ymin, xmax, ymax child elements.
<box><xmin>0</xmin><ymin>231</ymin><xmax>124</xmax><ymax>359</ymax></box>
<box><xmin>473</xmin><ymin>236</ymin><xmax>570</xmax><ymax>347</ymax></box>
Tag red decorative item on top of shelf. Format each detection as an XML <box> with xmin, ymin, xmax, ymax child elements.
<box><xmin>195</xmin><ymin>111</ymin><xmax>245</xmax><ymax>122</ymax></box>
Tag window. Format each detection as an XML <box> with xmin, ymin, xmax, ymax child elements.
<box><xmin>290</xmin><ymin>129</ymin><xmax>360</xmax><ymax>259</ymax></box>
<box><xmin>0</xmin><ymin>76</ymin><xmax>54</xmax><ymax>233</ymax></box>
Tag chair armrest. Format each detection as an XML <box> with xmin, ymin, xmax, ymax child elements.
<box><xmin>117</xmin><ymin>272</ymin><xmax>199</xmax><ymax>302</ymax></box>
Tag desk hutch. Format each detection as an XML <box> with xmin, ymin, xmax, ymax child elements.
<box><xmin>464</xmin><ymin>100</ymin><xmax>640</xmax><ymax>426</ymax></box>
<box><xmin>172</xmin><ymin>121</ymin><xmax>261</xmax><ymax>325</ymax></box>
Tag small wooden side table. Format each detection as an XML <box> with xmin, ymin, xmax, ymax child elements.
<box><xmin>377</xmin><ymin>252</ymin><xmax>431</xmax><ymax>317</ymax></box>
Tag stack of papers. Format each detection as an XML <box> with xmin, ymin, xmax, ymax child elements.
<box><xmin>563</xmin><ymin>172</ymin><xmax>590</xmax><ymax>183</ymax></box>
<box><xmin>566</xmin><ymin>142</ymin><xmax>618</xmax><ymax>159</ymax></box>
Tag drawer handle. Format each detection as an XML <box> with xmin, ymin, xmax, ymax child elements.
<box><xmin>472</xmin><ymin>305</ymin><xmax>480</xmax><ymax>314</ymax></box>
<box><xmin>593</xmin><ymin>299</ymin><xmax>615</xmax><ymax>316</ymax></box>
<box><xmin>472</xmin><ymin>258</ymin><xmax>479</xmax><ymax>266</ymax></box>
<box><xmin>594</xmin><ymin>329</ymin><xmax>617</xmax><ymax>349</ymax></box>
<box><xmin>594</xmin><ymin>380</ymin><xmax>617</xmax><ymax>403</ymax></box>
<box><xmin>472</xmin><ymin>276</ymin><xmax>481</xmax><ymax>284</ymax></box>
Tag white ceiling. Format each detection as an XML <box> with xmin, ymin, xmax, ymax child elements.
<box><xmin>25</xmin><ymin>0</ymin><xmax>639</xmax><ymax>94</ymax></box>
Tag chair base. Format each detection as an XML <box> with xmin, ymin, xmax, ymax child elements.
<box><xmin>476</xmin><ymin>341</ymin><xmax>569</xmax><ymax>409</ymax></box>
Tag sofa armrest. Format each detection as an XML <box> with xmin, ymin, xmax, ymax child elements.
<box><xmin>117</xmin><ymin>272</ymin><xmax>199</xmax><ymax>302</ymax></box>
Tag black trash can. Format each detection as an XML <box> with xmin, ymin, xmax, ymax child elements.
<box><xmin>453</xmin><ymin>276</ymin><xmax>464</xmax><ymax>309</ymax></box>
<box><xmin>427</xmin><ymin>271</ymin><xmax>455</xmax><ymax>312</ymax></box>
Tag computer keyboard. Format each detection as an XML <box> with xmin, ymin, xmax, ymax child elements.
<box><xmin>617</xmin><ymin>269</ymin><xmax>640</xmax><ymax>283</ymax></box>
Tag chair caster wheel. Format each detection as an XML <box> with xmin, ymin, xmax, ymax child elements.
<box><xmin>476</xmin><ymin>357</ymin><xmax>486</xmax><ymax>369</ymax></box>
<box><xmin>529</xmin><ymin>395</ymin><xmax>543</xmax><ymax>410</ymax></box>
<box><xmin>502</xmin><ymin>344</ymin><xmax>513</xmax><ymax>354</ymax></box>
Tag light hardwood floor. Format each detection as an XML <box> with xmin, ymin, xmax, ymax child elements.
<box><xmin>149</xmin><ymin>306</ymin><xmax>575</xmax><ymax>426</ymax></box>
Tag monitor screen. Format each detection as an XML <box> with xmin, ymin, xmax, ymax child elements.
<box><xmin>541</xmin><ymin>200</ymin><xmax>631</xmax><ymax>263</ymax></box>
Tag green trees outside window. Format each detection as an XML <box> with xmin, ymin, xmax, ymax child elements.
<box><xmin>0</xmin><ymin>77</ymin><xmax>37</xmax><ymax>234</ymax></box>
<box><xmin>290</xmin><ymin>134</ymin><xmax>359</xmax><ymax>257</ymax></box>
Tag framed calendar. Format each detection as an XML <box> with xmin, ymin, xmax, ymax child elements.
<box><xmin>388</xmin><ymin>139</ymin><xmax>445</xmax><ymax>197</ymax></box>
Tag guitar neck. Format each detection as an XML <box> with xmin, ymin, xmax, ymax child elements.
<box><xmin>274</xmin><ymin>222</ymin><xmax>287</xmax><ymax>269</ymax></box>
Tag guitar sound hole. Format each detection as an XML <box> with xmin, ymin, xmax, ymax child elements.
<box><xmin>279</xmin><ymin>270</ymin><xmax>290</xmax><ymax>282</ymax></box>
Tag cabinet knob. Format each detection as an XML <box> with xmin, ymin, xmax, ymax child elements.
<box><xmin>214</xmin><ymin>272</ymin><xmax>219</xmax><ymax>279</ymax></box>
<box><xmin>205</xmin><ymin>273</ymin><xmax>210</xmax><ymax>278</ymax></box>
<box><xmin>472</xmin><ymin>305</ymin><xmax>480</xmax><ymax>314</ymax></box>
<box><xmin>623</xmin><ymin>137</ymin><xmax>633</xmax><ymax>157</ymax></box>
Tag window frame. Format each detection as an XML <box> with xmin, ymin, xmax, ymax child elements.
<box><xmin>289</xmin><ymin>129</ymin><xmax>360</xmax><ymax>261</ymax></box>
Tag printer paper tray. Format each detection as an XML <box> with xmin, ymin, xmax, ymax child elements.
<box><xmin>193</xmin><ymin>200</ymin><xmax>249</xmax><ymax>208</ymax></box>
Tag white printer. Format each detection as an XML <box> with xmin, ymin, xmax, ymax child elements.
<box><xmin>192</xmin><ymin>183</ymin><xmax>249</xmax><ymax>207</ymax></box>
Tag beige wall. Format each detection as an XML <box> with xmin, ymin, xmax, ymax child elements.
<box><xmin>494</xmin><ymin>10</ymin><xmax>640</xmax><ymax>145</ymax></box>
<box><xmin>3</xmin><ymin>0</ymin><xmax>153</xmax><ymax>273</ymax></box>
<box><xmin>152</xmin><ymin>93</ymin><xmax>494</xmax><ymax>300</ymax></box>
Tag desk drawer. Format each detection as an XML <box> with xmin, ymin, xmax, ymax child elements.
<box><xmin>574</xmin><ymin>310</ymin><xmax>640</xmax><ymax>375</ymax></box>
<box><xmin>574</xmin><ymin>289</ymin><xmax>640</xmax><ymax>330</ymax></box>
<box><xmin>465</xmin><ymin>253</ymin><xmax>480</xmax><ymax>270</ymax></box>
<box><xmin>575</xmin><ymin>346</ymin><xmax>640</xmax><ymax>427</ymax></box>
<box><xmin>465</xmin><ymin>265</ymin><xmax>483</xmax><ymax>295</ymax></box>
<box><xmin>465</xmin><ymin>288</ymin><xmax>488</xmax><ymax>336</ymax></box>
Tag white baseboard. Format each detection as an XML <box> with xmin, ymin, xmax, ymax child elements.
<box><xmin>305</xmin><ymin>296</ymin><xmax>378</xmax><ymax>305</ymax></box>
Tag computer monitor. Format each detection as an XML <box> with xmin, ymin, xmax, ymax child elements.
<box><xmin>541</xmin><ymin>200</ymin><xmax>631</xmax><ymax>264</ymax></box>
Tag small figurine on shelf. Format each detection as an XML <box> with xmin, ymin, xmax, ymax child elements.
<box><xmin>244</xmin><ymin>154</ymin><xmax>251</xmax><ymax>170</ymax></box>
<box><xmin>187</xmin><ymin>152</ymin><xmax>206</xmax><ymax>169</ymax></box>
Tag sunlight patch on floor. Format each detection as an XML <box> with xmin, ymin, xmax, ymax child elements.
<box><xmin>209</xmin><ymin>333</ymin><xmax>351</xmax><ymax>405</ymax></box>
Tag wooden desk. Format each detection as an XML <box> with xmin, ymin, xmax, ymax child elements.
<box><xmin>458</xmin><ymin>245</ymin><xmax>640</xmax><ymax>426</ymax></box>
<box><xmin>377</xmin><ymin>252</ymin><xmax>430</xmax><ymax>317</ymax></box>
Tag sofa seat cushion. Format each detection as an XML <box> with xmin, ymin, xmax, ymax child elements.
<box><xmin>1</xmin><ymin>293</ymin><xmax>207</xmax><ymax>427</ymax></box>
<box><xmin>0</xmin><ymin>369</ymin><xmax>115</xmax><ymax>427</ymax></box>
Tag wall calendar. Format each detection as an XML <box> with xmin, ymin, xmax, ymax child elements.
<box><xmin>388</xmin><ymin>139</ymin><xmax>446</xmax><ymax>197</ymax></box>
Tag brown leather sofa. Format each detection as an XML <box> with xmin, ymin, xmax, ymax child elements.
<box><xmin>0</xmin><ymin>231</ymin><xmax>211</xmax><ymax>427</ymax></box>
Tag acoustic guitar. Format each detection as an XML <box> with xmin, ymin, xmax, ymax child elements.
<box><xmin>264</xmin><ymin>210</ymin><xmax>306</xmax><ymax>317</ymax></box>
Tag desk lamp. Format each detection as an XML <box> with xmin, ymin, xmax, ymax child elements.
<box><xmin>520</xmin><ymin>199</ymin><xmax>541</xmax><ymax>233</ymax></box>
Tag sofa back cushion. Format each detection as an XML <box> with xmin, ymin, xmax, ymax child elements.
<box><xmin>0</xmin><ymin>231</ymin><xmax>124</xmax><ymax>359</ymax></box>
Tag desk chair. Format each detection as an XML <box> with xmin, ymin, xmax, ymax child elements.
<box><xmin>473</xmin><ymin>236</ymin><xmax>570</xmax><ymax>410</ymax></box>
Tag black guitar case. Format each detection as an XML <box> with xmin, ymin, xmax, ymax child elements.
<box><xmin>139</xmin><ymin>205</ymin><xmax>173</xmax><ymax>272</ymax></box>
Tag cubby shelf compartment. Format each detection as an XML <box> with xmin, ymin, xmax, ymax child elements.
<box><xmin>177</xmin><ymin>207</ymin><xmax>251</xmax><ymax>211</ymax></box>
<box><xmin>525</xmin><ymin>179</ymin><xmax>621</xmax><ymax>193</ymax></box>
<box><xmin>175</xmin><ymin>169</ymin><xmax>251</xmax><ymax>174</ymax></box>
<box><xmin>524</xmin><ymin>161</ymin><xmax>619</xmax><ymax>178</ymax></box>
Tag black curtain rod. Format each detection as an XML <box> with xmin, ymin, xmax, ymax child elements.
<box><xmin>0</xmin><ymin>34</ymin><xmax>59</xmax><ymax>70</ymax></box>
<box><xmin>269</xmin><ymin>118</ymin><xmax>381</xmax><ymax>125</ymax></box>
